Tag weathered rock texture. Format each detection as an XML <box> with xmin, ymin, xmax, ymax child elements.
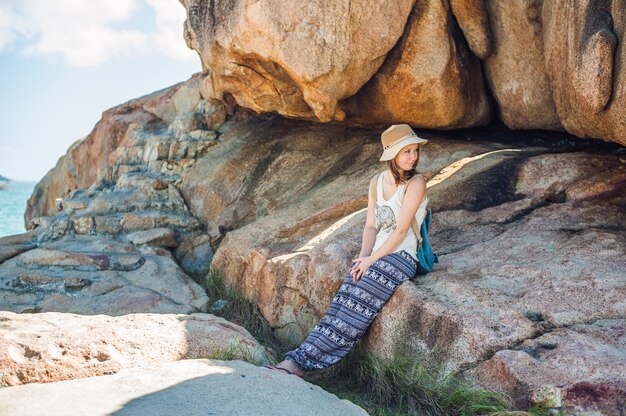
<box><xmin>3</xmin><ymin>77</ymin><xmax>254</xmax><ymax>326</ymax></box>
<box><xmin>176</xmin><ymin>115</ymin><xmax>626</xmax><ymax>414</ymax></box>
<box><xmin>181</xmin><ymin>0</ymin><xmax>626</xmax><ymax>145</ymax></box>
<box><xmin>182</xmin><ymin>0</ymin><xmax>417</xmax><ymax>123</ymax></box>
<box><xmin>0</xmin><ymin>235</ymin><xmax>208</xmax><ymax>315</ymax></box>
<box><xmin>19</xmin><ymin>75</ymin><xmax>233</xmax><ymax>277</ymax></box>
<box><xmin>0</xmin><ymin>231</ymin><xmax>37</xmax><ymax>264</ymax></box>
<box><xmin>469</xmin><ymin>319</ymin><xmax>626</xmax><ymax>414</ymax></box>
<box><xmin>25</xmin><ymin>73</ymin><xmax>219</xmax><ymax>222</ymax></box>
<box><xmin>0</xmin><ymin>359</ymin><xmax>368</xmax><ymax>416</ymax></box>
<box><xmin>343</xmin><ymin>0</ymin><xmax>492</xmax><ymax>129</ymax></box>
<box><xmin>14</xmin><ymin>74</ymin><xmax>626</xmax><ymax>414</ymax></box>
<box><xmin>481</xmin><ymin>0</ymin><xmax>562</xmax><ymax>130</ymax></box>
<box><xmin>0</xmin><ymin>311</ymin><xmax>269</xmax><ymax>386</ymax></box>
<box><xmin>543</xmin><ymin>0</ymin><xmax>626</xmax><ymax>145</ymax></box>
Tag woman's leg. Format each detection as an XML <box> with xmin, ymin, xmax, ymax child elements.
<box><xmin>280</xmin><ymin>250</ymin><xmax>418</xmax><ymax>373</ymax></box>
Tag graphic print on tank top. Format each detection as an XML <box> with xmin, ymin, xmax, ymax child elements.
<box><xmin>375</xmin><ymin>176</ymin><xmax>404</xmax><ymax>233</ymax></box>
<box><xmin>375</xmin><ymin>205</ymin><xmax>396</xmax><ymax>232</ymax></box>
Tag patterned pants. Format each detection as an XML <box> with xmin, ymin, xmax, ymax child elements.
<box><xmin>284</xmin><ymin>250</ymin><xmax>418</xmax><ymax>371</ymax></box>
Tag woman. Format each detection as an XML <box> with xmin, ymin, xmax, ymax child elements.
<box><xmin>267</xmin><ymin>124</ymin><xmax>429</xmax><ymax>376</ymax></box>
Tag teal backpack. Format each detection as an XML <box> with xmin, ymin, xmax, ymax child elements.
<box><xmin>369</xmin><ymin>172</ymin><xmax>439</xmax><ymax>275</ymax></box>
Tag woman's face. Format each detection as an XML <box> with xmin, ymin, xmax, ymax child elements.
<box><xmin>394</xmin><ymin>143</ymin><xmax>420</xmax><ymax>171</ymax></box>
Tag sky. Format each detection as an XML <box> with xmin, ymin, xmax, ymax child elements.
<box><xmin>0</xmin><ymin>0</ymin><xmax>202</xmax><ymax>181</ymax></box>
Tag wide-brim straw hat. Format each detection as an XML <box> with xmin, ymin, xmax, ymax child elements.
<box><xmin>379</xmin><ymin>124</ymin><xmax>428</xmax><ymax>161</ymax></box>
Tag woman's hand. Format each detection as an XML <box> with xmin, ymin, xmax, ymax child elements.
<box><xmin>350</xmin><ymin>256</ymin><xmax>375</xmax><ymax>283</ymax></box>
<box><xmin>350</xmin><ymin>260</ymin><xmax>360</xmax><ymax>281</ymax></box>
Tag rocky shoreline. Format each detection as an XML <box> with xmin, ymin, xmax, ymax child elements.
<box><xmin>3</xmin><ymin>0</ymin><xmax>626</xmax><ymax>412</ymax></box>
<box><xmin>0</xmin><ymin>74</ymin><xmax>624</xmax><ymax>414</ymax></box>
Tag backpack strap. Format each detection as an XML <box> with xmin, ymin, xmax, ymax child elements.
<box><xmin>369</xmin><ymin>172</ymin><xmax>382</xmax><ymax>202</ymax></box>
<box><xmin>399</xmin><ymin>174</ymin><xmax>427</xmax><ymax>248</ymax></box>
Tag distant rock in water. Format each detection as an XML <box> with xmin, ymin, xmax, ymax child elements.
<box><xmin>0</xmin><ymin>174</ymin><xmax>9</xmax><ymax>190</ymax></box>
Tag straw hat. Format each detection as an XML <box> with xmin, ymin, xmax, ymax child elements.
<box><xmin>379</xmin><ymin>124</ymin><xmax>428</xmax><ymax>161</ymax></box>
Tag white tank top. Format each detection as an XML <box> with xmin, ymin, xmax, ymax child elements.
<box><xmin>372</xmin><ymin>172</ymin><xmax>429</xmax><ymax>262</ymax></box>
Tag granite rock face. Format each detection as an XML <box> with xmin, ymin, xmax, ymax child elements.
<box><xmin>175</xmin><ymin>115</ymin><xmax>626</xmax><ymax>414</ymax></box>
<box><xmin>24</xmin><ymin>73</ymin><xmax>220</xmax><ymax>222</ymax></box>
<box><xmin>181</xmin><ymin>0</ymin><xmax>626</xmax><ymax>145</ymax></box>
<box><xmin>0</xmin><ymin>76</ymin><xmax>236</xmax><ymax>316</ymax></box>
<box><xmin>181</xmin><ymin>0</ymin><xmax>416</xmax><ymax>123</ymax></box>
<box><xmin>343</xmin><ymin>0</ymin><xmax>492</xmax><ymax>129</ymax></box>
<box><xmin>0</xmin><ymin>235</ymin><xmax>208</xmax><ymax>315</ymax></box>
<box><xmin>18</xmin><ymin>75</ymin><xmax>234</xmax><ymax>278</ymax></box>
<box><xmin>542</xmin><ymin>0</ymin><xmax>626</xmax><ymax>145</ymax></box>
<box><xmin>0</xmin><ymin>311</ymin><xmax>269</xmax><ymax>387</ymax></box>
<box><xmin>469</xmin><ymin>319</ymin><xmax>626</xmax><ymax>414</ymax></box>
<box><xmin>481</xmin><ymin>0</ymin><xmax>562</xmax><ymax>131</ymax></box>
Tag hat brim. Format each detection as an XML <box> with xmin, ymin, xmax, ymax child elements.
<box><xmin>379</xmin><ymin>136</ymin><xmax>428</xmax><ymax>161</ymax></box>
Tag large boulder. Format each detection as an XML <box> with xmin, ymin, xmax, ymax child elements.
<box><xmin>25</xmin><ymin>74</ymin><xmax>209</xmax><ymax>222</ymax></box>
<box><xmin>448</xmin><ymin>0</ymin><xmax>493</xmax><ymax>59</ymax></box>
<box><xmin>469</xmin><ymin>319</ymin><xmax>626</xmax><ymax>414</ymax></box>
<box><xmin>179</xmin><ymin>0</ymin><xmax>626</xmax><ymax>146</ymax></box>
<box><xmin>181</xmin><ymin>0</ymin><xmax>417</xmax><ymax>122</ymax></box>
<box><xmin>0</xmin><ymin>359</ymin><xmax>367</xmax><ymax>416</ymax></box>
<box><xmin>0</xmin><ymin>311</ymin><xmax>269</xmax><ymax>387</ymax></box>
<box><xmin>481</xmin><ymin>0</ymin><xmax>562</xmax><ymax>131</ymax></box>
<box><xmin>343</xmin><ymin>0</ymin><xmax>492</xmax><ymax>129</ymax></box>
<box><xmin>543</xmin><ymin>0</ymin><xmax>626</xmax><ymax>146</ymax></box>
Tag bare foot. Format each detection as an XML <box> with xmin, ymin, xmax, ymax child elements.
<box><xmin>266</xmin><ymin>359</ymin><xmax>305</xmax><ymax>377</ymax></box>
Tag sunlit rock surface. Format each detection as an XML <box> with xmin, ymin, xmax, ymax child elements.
<box><xmin>0</xmin><ymin>359</ymin><xmax>367</xmax><ymax>416</ymax></box>
<box><xmin>0</xmin><ymin>311</ymin><xmax>268</xmax><ymax>387</ymax></box>
<box><xmin>343</xmin><ymin>0</ymin><xmax>492</xmax><ymax>129</ymax></box>
<box><xmin>180</xmin><ymin>115</ymin><xmax>626</xmax><ymax>414</ymax></box>
<box><xmin>181</xmin><ymin>0</ymin><xmax>626</xmax><ymax>145</ymax></box>
<box><xmin>181</xmin><ymin>0</ymin><xmax>416</xmax><ymax>122</ymax></box>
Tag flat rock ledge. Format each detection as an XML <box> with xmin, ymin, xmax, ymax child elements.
<box><xmin>0</xmin><ymin>359</ymin><xmax>368</xmax><ymax>416</ymax></box>
<box><xmin>0</xmin><ymin>235</ymin><xmax>209</xmax><ymax>315</ymax></box>
<box><xmin>0</xmin><ymin>311</ymin><xmax>269</xmax><ymax>387</ymax></box>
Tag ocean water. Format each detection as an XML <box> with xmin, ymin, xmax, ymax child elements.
<box><xmin>0</xmin><ymin>181</ymin><xmax>36</xmax><ymax>238</ymax></box>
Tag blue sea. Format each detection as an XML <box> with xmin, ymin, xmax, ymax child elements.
<box><xmin>0</xmin><ymin>181</ymin><xmax>37</xmax><ymax>238</ymax></box>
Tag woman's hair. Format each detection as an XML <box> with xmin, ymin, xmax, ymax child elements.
<box><xmin>386</xmin><ymin>149</ymin><xmax>420</xmax><ymax>185</ymax></box>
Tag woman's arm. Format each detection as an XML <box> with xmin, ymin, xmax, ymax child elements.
<box><xmin>351</xmin><ymin>179</ymin><xmax>379</xmax><ymax>280</ymax></box>
<box><xmin>358</xmin><ymin>185</ymin><xmax>378</xmax><ymax>257</ymax></box>
<box><xmin>352</xmin><ymin>176</ymin><xmax>426</xmax><ymax>281</ymax></box>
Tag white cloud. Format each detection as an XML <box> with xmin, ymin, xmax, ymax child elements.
<box><xmin>0</xmin><ymin>2</ymin><xmax>32</xmax><ymax>51</ymax></box>
<box><xmin>0</xmin><ymin>145</ymin><xmax>18</xmax><ymax>157</ymax></box>
<box><xmin>0</xmin><ymin>0</ymin><xmax>196</xmax><ymax>66</ymax></box>
<box><xmin>145</xmin><ymin>0</ymin><xmax>197</xmax><ymax>62</ymax></box>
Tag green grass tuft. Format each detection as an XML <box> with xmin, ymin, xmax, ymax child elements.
<box><xmin>304</xmin><ymin>347</ymin><xmax>513</xmax><ymax>416</ymax></box>
<box><xmin>202</xmin><ymin>340</ymin><xmax>266</xmax><ymax>366</ymax></box>
<box><xmin>201</xmin><ymin>268</ymin><xmax>286</xmax><ymax>362</ymax></box>
<box><xmin>526</xmin><ymin>403</ymin><xmax>566</xmax><ymax>416</ymax></box>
